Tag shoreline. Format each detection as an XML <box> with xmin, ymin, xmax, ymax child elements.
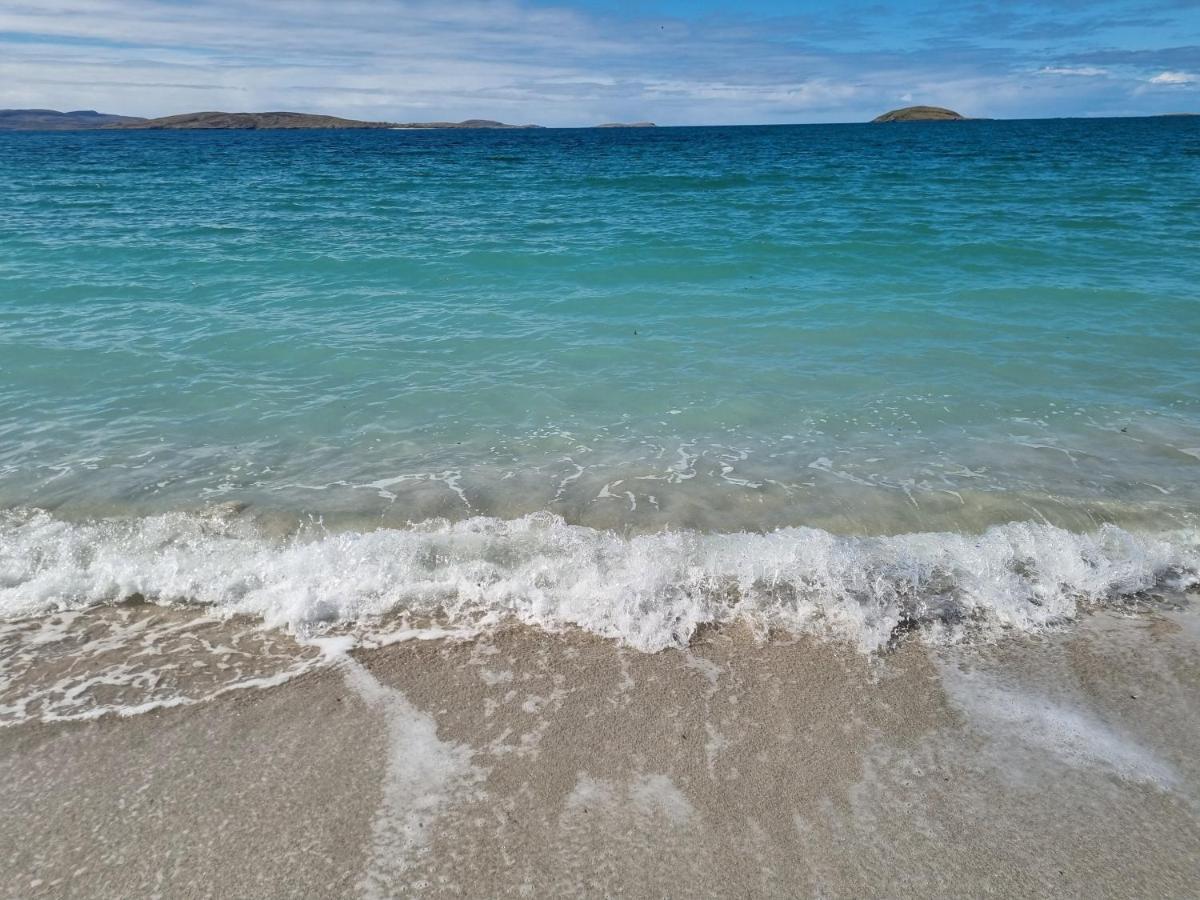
<box><xmin>3</xmin><ymin>605</ymin><xmax>1198</xmax><ymax>897</ymax></box>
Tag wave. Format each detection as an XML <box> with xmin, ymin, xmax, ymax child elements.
<box><xmin>1</xmin><ymin>508</ymin><xmax>1196</xmax><ymax>653</ymax></box>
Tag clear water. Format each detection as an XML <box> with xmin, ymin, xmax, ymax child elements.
<box><xmin>1</xmin><ymin>119</ymin><xmax>1199</xmax><ymax>662</ymax></box>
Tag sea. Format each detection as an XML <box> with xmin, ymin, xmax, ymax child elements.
<box><xmin>1</xmin><ymin>117</ymin><xmax>1198</xmax><ymax>722</ymax></box>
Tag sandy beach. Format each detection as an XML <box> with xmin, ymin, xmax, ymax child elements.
<box><xmin>3</xmin><ymin>600</ymin><xmax>1198</xmax><ymax>898</ymax></box>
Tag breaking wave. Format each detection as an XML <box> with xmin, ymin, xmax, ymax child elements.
<box><xmin>2</xmin><ymin>508</ymin><xmax>1196</xmax><ymax>653</ymax></box>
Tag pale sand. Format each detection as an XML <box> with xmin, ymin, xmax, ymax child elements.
<box><xmin>2</xmin><ymin>605</ymin><xmax>1199</xmax><ymax>898</ymax></box>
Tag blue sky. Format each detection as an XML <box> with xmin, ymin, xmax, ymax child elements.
<box><xmin>1</xmin><ymin>0</ymin><xmax>1198</xmax><ymax>124</ymax></box>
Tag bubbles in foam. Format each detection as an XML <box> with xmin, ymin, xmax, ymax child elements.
<box><xmin>2</xmin><ymin>507</ymin><xmax>1196</xmax><ymax>655</ymax></box>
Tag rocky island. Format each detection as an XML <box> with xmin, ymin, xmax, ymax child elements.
<box><xmin>872</xmin><ymin>105</ymin><xmax>966</xmax><ymax>122</ymax></box>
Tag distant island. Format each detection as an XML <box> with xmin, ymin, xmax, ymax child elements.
<box><xmin>0</xmin><ymin>109</ymin><xmax>660</xmax><ymax>131</ymax></box>
<box><xmin>391</xmin><ymin>118</ymin><xmax>543</xmax><ymax>130</ymax></box>
<box><xmin>872</xmin><ymin>105</ymin><xmax>966</xmax><ymax>122</ymax></box>
<box><xmin>0</xmin><ymin>109</ymin><xmax>146</xmax><ymax>130</ymax></box>
<box><xmin>107</xmin><ymin>111</ymin><xmax>391</xmax><ymax>130</ymax></box>
<box><xmin>0</xmin><ymin>109</ymin><xmax>543</xmax><ymax>131</ymax></box>
<box><xmin>109</xmin><ymin>111</ymin><xmax>542</xmax><ymax>130</ymax></box>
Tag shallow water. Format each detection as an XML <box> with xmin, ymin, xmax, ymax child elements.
<box><xmin>1</xmin><ymin>119</ymin><xmax>1198</xmax><ymax>662</ymax></box>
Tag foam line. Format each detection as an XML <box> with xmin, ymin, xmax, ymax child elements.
<box><xmin>2</xmin><ymin>508</ymin><xmax>1196</xmax><ymax>653</ymax></box>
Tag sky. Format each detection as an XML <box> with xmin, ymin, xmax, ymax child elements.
<box><xmin>1</xmin><ymin>0</ymin><xmax>1198</xmax><ymax>125</ymax></box>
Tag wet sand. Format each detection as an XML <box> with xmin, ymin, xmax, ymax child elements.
<box><xmin>2</xmin><ymin>604</ymin><xmax>1199</xmax><ymax>898</ymax></box>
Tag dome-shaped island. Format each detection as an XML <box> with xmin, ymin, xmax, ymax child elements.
<box><xmin>872</xmin><ymin>105</ymin><xmax>966</xmax><ymax>122</ymax></box>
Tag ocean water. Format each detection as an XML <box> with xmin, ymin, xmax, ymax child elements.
<box><xmin>2</xmin><ymin>119</ymin><xmax>1200</xmax><ymax>712</ymax></box>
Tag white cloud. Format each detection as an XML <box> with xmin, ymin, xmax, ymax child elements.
<box><xmin>1039</xmin><ymin>66</ymin><xmax>1108</xmax><ymax>77</ymax></box>
<box><xmin>1149</xmin><ymin>71</ymin><xmax>1196</xmax><ymax>85</ymax></box>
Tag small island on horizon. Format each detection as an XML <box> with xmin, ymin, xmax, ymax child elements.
<box><xmin>872</xmin><ymin>105</ymin><xmax>968</xmax><ymax>122</ymax></box>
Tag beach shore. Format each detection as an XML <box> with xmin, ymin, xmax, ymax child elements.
<box><xmin>2</xmin><ymin>603</ymin><xmax>1198</xmax><ymax>898</ymax></box>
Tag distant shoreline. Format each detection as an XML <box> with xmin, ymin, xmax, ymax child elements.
<box><xmin>0</xmin><ymin>107</ymin><xmax>1195</xmax><ymax>132</ymax></box>
<box><xmin>0</xmin><ymin>109</ymin><xmax>656</xmax><ymax>132</ymax></box>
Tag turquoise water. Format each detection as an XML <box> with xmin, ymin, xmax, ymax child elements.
<box><xmin>1</xmin><ymin>119</ymin><xmax>1199</xmax><ymax>656</ymax></box>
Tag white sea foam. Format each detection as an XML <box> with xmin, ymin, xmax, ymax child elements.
<box><xmin>939</xmin><ymin>669</ymin><xmax>1177</xmax><ymax>785</ymax></box>
<box><xmin>0</xmin><ymin>606</ymin><xmax>324</xmax><ymax>725</ymax></box>
<box><xmin>0</xmin><ymin>508</ymin><xmax>1196</xmax><ymax>654</ymax></box>
<box><xmin>344</xmin><ymin>657</ymin><xmax>485</xmax><ymax>897</ymax></box>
